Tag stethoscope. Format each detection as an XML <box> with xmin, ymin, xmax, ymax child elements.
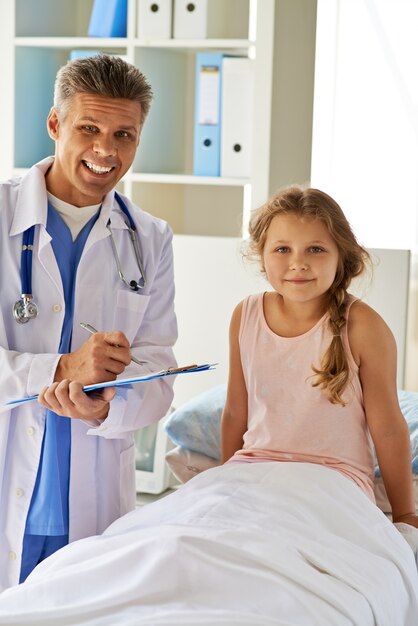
<box><xmin>13</xmin><ymin>193</ymin><xmax>147</xmax><ymax>324</ymax></box>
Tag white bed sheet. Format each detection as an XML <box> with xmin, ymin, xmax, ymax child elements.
<box><xmin>0</xmin><ymin>462</ymin><xmax>417</xmax><ymax>626</ymax></box>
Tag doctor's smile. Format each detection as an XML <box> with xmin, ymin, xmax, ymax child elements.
<box><xmin>82</xmin><ymin>161</ymin><xmax>115</xmax><ymax>175</ymax></box>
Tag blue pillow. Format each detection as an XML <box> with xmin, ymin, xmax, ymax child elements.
<box><xmin>400</xmin><ymin>390</ymin><xmax>418</xmax><ymax>473</ymax></box>
<box><xmin>166</xmin><ymin>385</ymin><xmax>418</xmax><ymax>474</ymax></box>
<box><xmin>165</xmin><ymin>385</ymin><xmax>226</xmax><ymax>460</ymax></box>
<box><xmin>374</xmin><ymin>390</ymin><xmax>418</xmax><ymax>476</ymax></box>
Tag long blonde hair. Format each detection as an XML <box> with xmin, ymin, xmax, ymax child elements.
<box><xmin>247</xmin><ymin>186</ymin><xmax>371</xmax><ymax>405</ymax></box>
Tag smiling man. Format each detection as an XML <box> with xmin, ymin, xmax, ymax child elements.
<box><xmin>0</xmin><ymin>54</ymin><xmax>177</xmax><ymax>590</ymax></box>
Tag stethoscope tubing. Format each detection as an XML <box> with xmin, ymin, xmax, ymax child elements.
<box><xmin>110</xmin><ymin>192</ymin><xmax>147</xmax><ymax>290</ymax></box>
<box><xmin>22</xmin><ymin>226</ymin><xmax>35</xmax><ymax>296</ymax></box>
<box><xmin>14</xmin><ymin>192</ymin><xmax>145</xmax><ymax>324</ymax></box>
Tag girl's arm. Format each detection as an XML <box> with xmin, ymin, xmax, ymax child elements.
<box><xmin>221</xmin><ymin>301</ymin><xmax>249</xmax><ymax>463</ymax></box>
<box><xmin>350</xmin><ymin>301</ymin><xmax>418</xmax><ymax>527</ymax></box>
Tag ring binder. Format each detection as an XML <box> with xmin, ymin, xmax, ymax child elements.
<box><xmin>193</xmin><ymin>53</ymin><xmax>224</xmax><ymax>176</ymax></box>
<box><xmin>173</xmin><ymin>0</ymin><xmax>208</xmax><ymax>39</ymax></box>
<box><xmin>137</xmin><ymin>0</ymin><xmax>172</xmax><ymax>39</ymax></box>
<box><xmin>88</xmin><ymin>0</ymin><xmax>128</xmax><ymax>38</ymax></box>
<box><xmin>220</xmin><ymin>57</ymin><xmax>255</xmax><ymax>178</ymax></box>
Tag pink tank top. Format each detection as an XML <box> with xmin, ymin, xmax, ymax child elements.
<box><xmin>232</xmin><ymin>293</ymin><xmax>375</xmax><ymax>500</ymax></box>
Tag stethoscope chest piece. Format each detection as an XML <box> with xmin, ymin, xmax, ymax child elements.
<box><xmin>13</xmin><ymin>295</ymin><xmax>38</xmax><ymax>324</ymax></box>
<box><xmin>14</xmin><ymin>225</ymin><xmax>39</xmax><ymax>324</ymax></box>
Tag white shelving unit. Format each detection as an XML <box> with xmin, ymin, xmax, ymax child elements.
<box><xmin>0</xmin><ymin>0</ymin><xmax>276</xmax><ymax>495</ymax></box>
<box><xmin>0</xmin><ymin>0</ymin><xmax>275</xmax><ymax>237</ymax></box>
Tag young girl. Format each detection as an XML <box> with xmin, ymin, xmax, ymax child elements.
<box><xmin>221</xmin><ymin>185</ymin><xmax>418</xmax><ymax>528</ymax></box>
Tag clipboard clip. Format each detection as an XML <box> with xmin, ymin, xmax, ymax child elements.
<box><xmin>166</xmin><ymin>364</ymin><xmax>199</xmax><ymax>374</ymax></box>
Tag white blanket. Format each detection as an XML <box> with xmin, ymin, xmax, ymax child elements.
<box><xmin>0</xmin><ymin>462</ymin><xmax>417</xmax><ymax>626</ymax></box>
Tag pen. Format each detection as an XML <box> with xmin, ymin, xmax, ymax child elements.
<box><xmin>79</xmin><ymin>322</ymin><xmax>145</xmax><ymax>366</ymax></box>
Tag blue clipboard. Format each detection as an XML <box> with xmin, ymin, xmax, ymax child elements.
<box><xmin>2</xmin><ymin>363</ymin><xmax>216</xmax><ymax>408</ymax></box>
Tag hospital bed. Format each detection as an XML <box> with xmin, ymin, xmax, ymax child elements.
<box><xmin>0</xmin><ymin>236</ymin><xmax>416</xmax><ymax>626</ymax></box>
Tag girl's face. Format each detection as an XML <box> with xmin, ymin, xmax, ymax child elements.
<box><xmin>262</xmin><ymin>213</ymin><xmax>340</xmax><ymax>305</ymax></box>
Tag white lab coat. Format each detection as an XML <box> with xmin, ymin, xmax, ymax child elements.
<box><xmin>0</xmin><ymin>157</ymin><xmax>178</xmax><ymax>591</ymax></box>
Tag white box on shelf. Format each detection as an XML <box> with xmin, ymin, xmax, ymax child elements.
<box><xmin>221</xmin><ymin>57</ymin><xmax>255</xmax><ymax>178</ymax></box>
<box><xmin>173</xmin><ymin>0</ymin><xmax>207</xmax><ymax>39</ymax></box>
<box><xmin>137</xmin><ymin>0</ymin><xmax>172</xmax><ymax>39</ymax></box>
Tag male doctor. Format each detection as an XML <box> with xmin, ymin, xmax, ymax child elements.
<box><xmin>0</xmin><ymin>54</ymin><xmax>177</xmax><ymax>590</ymax></box>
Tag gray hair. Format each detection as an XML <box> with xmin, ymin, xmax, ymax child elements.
<box><xmin>53</xmin><ymin>54</ymin><xmax>153</xmax><ymax>126</ymax></box>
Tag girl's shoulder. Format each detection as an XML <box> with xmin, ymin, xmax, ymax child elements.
<box><xmin>230</xmin><ymin>293</ymin><xmax>261</xmax><ymax>326</ymax></box>
<box><xmin>347</xmin><ymin>297</ymin><xmax>396</xmax><ymax>362</ymax></box>
<box><xmin>232</xmin><ymin>293</ymin><xmax>263</xmax><ymax>316</ymax></box>
<box><xmin>348</xmin><ymin>297</ymin><xmax>389</xmax><ymax>329</ymax></box>
<box><xmin>230</xmin><ymin>293</ymin><xmax>267</xmax><ymax>336</ymax></box>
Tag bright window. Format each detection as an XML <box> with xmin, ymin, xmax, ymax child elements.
<box><xmin>311</xmin><ymin>0</ymin><xmax>418</xmax><ymax>251</ymax></box>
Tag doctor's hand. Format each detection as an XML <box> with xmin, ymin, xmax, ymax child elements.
<box><xmin>38</xmin><ymin>379</ymin><xmax>116</xmax><ymax>421</ymax></box>
<box><xmin>54</xmin><ymin>331</ymin><xmax>132</xmax><ymax>386</ymax></box>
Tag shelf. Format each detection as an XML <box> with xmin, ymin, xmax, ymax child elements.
<box><xmin>15</xmin><ymin>37</ymin><xmax>251</xmax><ymax>53</ymax></box>
<box><xmin>129</xmin><ymin>173</ymin><xmax>250</xmax><ymax>187</ymax></box>
<box><xmin>132</xmin><ymin>38</ymin><xmax>252</xmax><ymax>52</ymax></box>
<box><xmin>12</xmin><ymin>169</ymin><xmax>250</xmax><ymax>189</ymax></box>
<box><xmin>15</xmin><ymin>37</ymin><xmax>128</xmax><ymax>49</ymax></box>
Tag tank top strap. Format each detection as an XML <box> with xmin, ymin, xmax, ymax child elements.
<box><xmin>239</xmin><ymin>293</ymin><xmax>264</xmax><ymax>343</ymax></box>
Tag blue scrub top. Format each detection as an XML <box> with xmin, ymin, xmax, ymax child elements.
<box><xmin>25</xmin><ymin>203</ymin><xmax>98</xmax><ymax>535</ymax></box>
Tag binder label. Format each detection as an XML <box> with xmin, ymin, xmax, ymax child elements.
<box><xmin>198</xmin><ymin>65</ymin><xmax>220</xmax><ymax>125</ymax></box>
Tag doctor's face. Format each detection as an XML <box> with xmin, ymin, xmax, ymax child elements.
<box><xmin>46</xmin><ymin>92</ymin><xmax>142</xmax><ymax>207</ymax></box>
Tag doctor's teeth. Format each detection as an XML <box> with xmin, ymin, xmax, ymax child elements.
<box><xmin>84</xmin><ymin>162</ymin><xmax>112</xmax><ymax>174</ymax></box>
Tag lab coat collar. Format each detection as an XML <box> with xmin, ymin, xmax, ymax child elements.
<box><xmin>10</xmin><ymin>156</ymin><xmax>128</xmax><ymax>236</ymax></box>
<box><xmin>97</xmin><ymin>191</ymin><xmax>129</xmax><ymax>231</ymax></box>
<box><xmin>9</xmin><ymin>157</ymin><xmax>53</xmax><ymax>236</ymax></box>
<box><xmin>101</xmin><ymin>193</ymin><xmax>131</xmax><ymax>231</ymax></box>
<box><xmin>78</xmin><ymin>191</ymin><xmax>129</xmax><ymax>260</ymax></box>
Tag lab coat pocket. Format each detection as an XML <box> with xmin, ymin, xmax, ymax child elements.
<box><xmin>119</xmin><ymin>442</ymin><xmax>136</xmax><ymax>515</ymax></box>
<box><xmin>115</xmin><ymin>291</ymin><xmax>151</xmax><ymax>344</ymax></box>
